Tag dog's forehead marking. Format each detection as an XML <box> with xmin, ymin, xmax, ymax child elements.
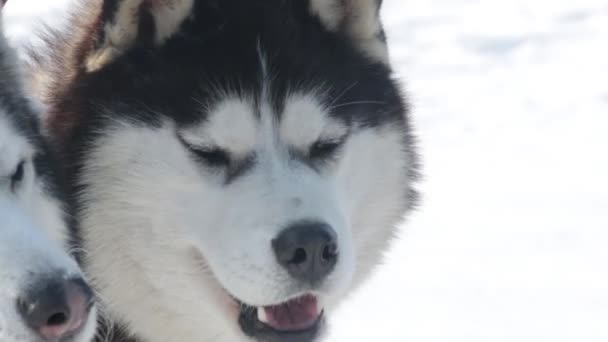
<box><xmin>181</xmin><ymin>93</ymin><xmax>347</xmax><ymax>158</ymax></box>
<box><xmin>280</xmin><ymin>94</ymin><xmax>347</xmax><ymax>149</ymax></box>
<box><xmin>181</xmin><ymin>97</ymin><xmax>258</xmax><ymax>157</ymax></box>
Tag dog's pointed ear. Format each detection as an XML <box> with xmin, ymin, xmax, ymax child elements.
<box><xmin>310</xmin><ymin>0</ymin><xmax>388</xmax><ymax>63</ymax></box>
<box><xmin>85</xmin><ymin>0</ymin><xmax>194</xmax><ymax>72</ymax></box>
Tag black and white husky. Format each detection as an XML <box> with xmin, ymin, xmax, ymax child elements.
<box><xmin>0</xmin><ymin>4</ymin><xmax>97</xmax><ymax>342</ymax></box>
<box><xmin>32</xmin><ymin>0</ymin><xmax>418</xmax><ymax>341</ymax></box>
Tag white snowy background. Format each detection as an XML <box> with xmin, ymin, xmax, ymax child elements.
<box><xmin>4</xmin><ymin>0</ymin><xmax>608</xmax><ymax>341</ymax></box>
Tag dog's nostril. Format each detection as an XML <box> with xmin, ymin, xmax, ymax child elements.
<box><xmin>47</xmin><ymin>312</ymin><xmax>69</xmax><ymax>326</ymax></box>
<box><xmin>322</xmin><ymin>243</ymin><xmax>338</xmax><ymax>262</ymax></box>
<box><xmin>273</xmin><ymin>221</ymin><xmax>338</xmax><ymax>284</ymax></box>
<box><xmin>291</xmin><ymin>248</ymin><xmax>308</xmax><ymax>265</ymax></box>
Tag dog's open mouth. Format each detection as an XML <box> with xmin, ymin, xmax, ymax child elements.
<box><xmin>191</xmin><ymin>249</ymin><xmax>325</xmax><ymax>340</ymax></box>
<box><xmin>238</xmin><ymin>294</ymin><xmax>324</xmax><ymax>341</ymax></box>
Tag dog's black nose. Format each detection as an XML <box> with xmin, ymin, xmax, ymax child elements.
<box><xmin>18</xmin><ymin>277</ymin><xmax>93</xmax><ymax>341</ymax></box>
<box><xmin>273</xmin><ymin>221</ymin><xmax>338</xmax><ymax>284</ymax></box>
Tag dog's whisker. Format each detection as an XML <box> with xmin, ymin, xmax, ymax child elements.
<box><xmin>327</xmin><ymin>82</ymin><xmax>359</xmax><ymax>107</ymax></box>
<box><xmin>328</xmin><ymin>100</ymin><xmax>388</xmax><ymax>110</ymax></box>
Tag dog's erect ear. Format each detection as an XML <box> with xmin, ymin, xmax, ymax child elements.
<box><xmin>310</xmin><ymin>0</ymin><xmax>388</xmax><ymax>63</ymax></box>
<box><xmin>85</xmin><ymin>0</ymin><xmax>194</xmax><ymax>72</ymax></box>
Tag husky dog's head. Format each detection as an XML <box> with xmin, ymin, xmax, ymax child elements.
<box><xmin>0</xmin><ymin>6</ymin><xmax>97</xmax><ymax>342</ymax></box>
<box><xmin>38</xmin><ymin>0</ymin><xmax>418</xmax><ymax>341</ymax></box>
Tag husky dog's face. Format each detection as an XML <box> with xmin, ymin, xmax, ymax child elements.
<box><xmin>43</xmin><ymin>0</ymin><xmax>417</xmax><ymax>341</ymax></box>
<box><xmin>0</xmin><ymin>11</ymin><xmax>97</xmax><ymax>342</ymax></box>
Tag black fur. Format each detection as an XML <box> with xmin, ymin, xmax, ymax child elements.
<box><xmin>64</xmin><ymin>0</ymin><xmax>406</xmax><ymax>127</ymax></box>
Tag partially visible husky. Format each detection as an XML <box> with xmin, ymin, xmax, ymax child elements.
<box><xmin>31</xmin><ymin>0</ymin><xmax>418</xmax><ymax>341</ymax></box>
<box><xmin>0</xmin><ymin>4</ymin><xmax>97</xmax><ymax>342</ymax></box>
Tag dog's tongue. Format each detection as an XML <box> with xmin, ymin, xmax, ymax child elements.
<box><xmin>261</xmin><ymin>295</ymin><xmax>320</xmax><ymax>331</ymax></box>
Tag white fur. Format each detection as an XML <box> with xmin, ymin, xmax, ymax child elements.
<box><xmin>310</xmin><ymin>0</ymin><xmax>344</xmax><ymax>31</ymax></box>
<box><xmin>0</xmin><ymin>117</ymin><xmax>66</xmax><ymax>244</ymax></box>
<box><xmin>149</xmin><ymin>0</ymin><xmax>194</xmax><ymax>44</ymax></box>
<box><xmin>181</xmin><ymin>97</ymin><xmax>258</xmax><ymax>158</ymax></box>
<box><xmin>79</xmin><ymin>89</ymin><xmax>411</xmax><ymax>341</ymax></box>
<box><xmin>280</xmin><ymin>94</ymin><xmax>349</xmax><ymax>150</ymax></box>
<box><xmin>0</xmin><ymin>114</ymin><xmax>97</xmax><ymax>342</ymax></box>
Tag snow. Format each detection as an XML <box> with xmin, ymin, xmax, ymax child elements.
<box><xmin>329</xmin><ymin>1</ymin><xmax>608</xmax><ymax>341</ymax></box>
<box><xmin>3</xmin><ymin>0</ymin><xmax>608</xmax><ymax>341</ymax></box>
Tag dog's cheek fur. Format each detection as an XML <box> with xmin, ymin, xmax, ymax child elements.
<box><xmin>78</xmin><ymin>122</ymin><xmax>246</xmax><ymax>342</ymax></box>
<box><xmin>334</xmin><ymin>126</ymin><xmax>412</xmax><ymax>296</ymax></box>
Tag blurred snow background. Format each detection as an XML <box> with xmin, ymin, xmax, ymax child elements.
<box><xmin>4</xmin><ymin>0</ymin><xmax>608</xmax><ymax>341</ymax></box>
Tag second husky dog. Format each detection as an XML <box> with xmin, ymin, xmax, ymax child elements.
<box><xmin>0</xmin><ymin>4</ymin><xmax>97</xmax><ymax>342</ymax></box>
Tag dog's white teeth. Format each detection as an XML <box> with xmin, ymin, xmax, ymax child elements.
<box><xmin>316</xmin><ymin>298</ymin><xmax>325</xmax><ymax>315</ymax></box>
<box><xmin>257</xmin><ymin>307</ymin><xmax>268</xmax><ymax>323</ymax></box>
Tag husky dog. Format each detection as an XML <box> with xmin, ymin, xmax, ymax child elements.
<box><xmin>0</xmin><ymin>4</ymin><xmax>97</xmax><ymax>342</ymax></box>
<box><xmin>32</xmin><ymin>0</ymin><xmax>418</xmax><ymax>341</ymax></box>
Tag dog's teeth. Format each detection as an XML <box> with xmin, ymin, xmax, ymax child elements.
<box><xmin>316</xmin><ymin>297</ymin><xmax>325</xmax><ymax>315</ymax></box>
<box><xmin>257</xmin><ymin>307</ymin><xmax>268</xmax><ymax>323</ymax></box>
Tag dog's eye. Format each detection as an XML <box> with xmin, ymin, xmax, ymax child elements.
<box><xmin>185</xmin><ymin>143</ymin><xmax>230</xmax><ymax>167</ymax></box>
<box><xmin>190</xmin><ymin>147</ymin><xmax>231</xmax><ymax>167</ymax></box>
<box><xmin>309</xmin><ymin>138</ymin><xmax>345</xmax><ymax>160</ymax></box>
<box><xmin>10</xmin><ymin>160</ymin><xmax>26</xmax><ymax>192</ymax></box>
<box><xmin>178</xmin><ymin>135</ymin><xmax>231</xmax><ymax>167</ymax></box>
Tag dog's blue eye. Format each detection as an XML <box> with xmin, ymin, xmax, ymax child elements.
<box><xmin>10</xmin><ymin>160</ymin><xmax>26</xmax><ymax>192</ymax></box>
<box><xmin>309</xmin><ymin>139</ymin><xmax>344</xmax><ymax>160</ymax></box>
